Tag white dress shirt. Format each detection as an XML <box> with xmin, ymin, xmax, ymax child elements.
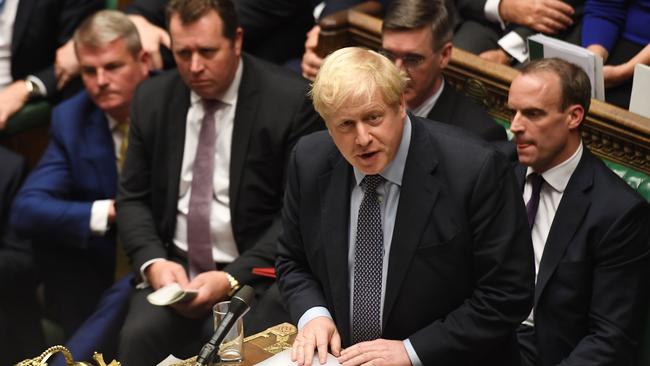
<box><xmin>0</xmin><ymin>0</ymin><xmax>19</xmax><ymax>89</ymax></box>
<box><xmin>523</xmin><ymin>142</ymin><xmax>583</xmax><ymax>326</ymax></box>
<box><xmin>410</xmin><ymin>78</ymin><xmax>445</xmax><ymax>118</ymax></box>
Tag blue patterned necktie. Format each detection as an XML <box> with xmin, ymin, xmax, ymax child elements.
<box><xmin>352</xmin><ymin>174</ymin><xmax>385</xmax><ymax>344</ymax></box>
<box><xmin>187</xmin><ymin>99</ymin><xmax>220</xmax><ymax>278</ymax></box>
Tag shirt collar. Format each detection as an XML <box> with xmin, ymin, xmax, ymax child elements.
<box><xmin>190</xmin><ymin>57</ymin><xmax>243</xmax><ymax>107</ymax></box>
<box><xmin>107</xmin><ymin>113</ymin><xmax>118</xmax><ymax>131</ymax></box>
<box><xmin>410</xmin><ymin>77</ymin><xmax>444</xmax><ymax>118</ymax></box>
<box><xmin>526</xmin><ymin>142</ymin><xmax>583</xmax><ymax>193</ymax></box>
<box><xmin>353</xmin><ymin>114</ymin><xmax>412</xmax><ymax>187</ymax></box>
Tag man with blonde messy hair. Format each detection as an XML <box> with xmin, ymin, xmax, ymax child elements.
<box><xmin>276</xmin><ymin>47</ymin><xmax>535</xmax><ymax>366</ymax></box>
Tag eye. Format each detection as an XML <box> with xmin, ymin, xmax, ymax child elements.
<box><xmin>175</xmin><ymin>49</ymin><xmax>191</xmax><ymax>60</ymax></box>
<box><xmin>81</xmin><ymin>67</ymin><xmax>96</xmax><ymax>76</ymax></box>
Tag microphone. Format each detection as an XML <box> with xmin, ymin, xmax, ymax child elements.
<box><xmin>196</xmin><ymin>285</ymin><xmax>254</xmax><ymax>366</ymax></box>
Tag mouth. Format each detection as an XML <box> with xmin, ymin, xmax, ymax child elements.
<box><xmin>357</xmin><ymin>151</ymin><xmax>379</xmax><ymax>161</ymax></box>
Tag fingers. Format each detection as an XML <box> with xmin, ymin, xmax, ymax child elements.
<box><xmin>301</xmin><ymin>50</ymin><xmax>323</xmax><ymax>81</ymax></box>
<box><xmin>330</xmin><ymin>331</ymin><xmax>342</xmax><ymax>357</ymax></box>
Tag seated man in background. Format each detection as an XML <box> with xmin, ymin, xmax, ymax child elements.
<box><xmin>277</xmin><ymin>47</ymin><xmax>534</xmax><ymax>366</ymax></box>
<box><xmin>508</xmin><ymin>58</ymin><xmax>650</xmax><ymax>366</ymax></box>
<box><xmin>0</xmin><ymin>0</ymin><xmax>104</xmax><ymax>129</ymax></box>
<box><xmin>11</xmin><ymin>10</ymin><xmax>150</xmax><ymax>337</ymax></box>
<box><xmin>0</xmin><ymin>146</ymin><xmax>43</xmax><ymax>365</ymax></box>
<box><xmin>454</xmin><ymin>0</ymin><xmax>582</xmax><ymax>65</ymax></box>
<box><xmin>581</xmin><ymin>0</ymin><xmax>650</xmax><ymax>109</ymax></box>
<box><xmin>116</xmin><ymin>0</ymin><xmax>322</xmax><ymax>364</ymax></box>
<box><xmin>303</xmin><ymin>0</ymin><xmax>505</xmax><ymax>141</ymax></box>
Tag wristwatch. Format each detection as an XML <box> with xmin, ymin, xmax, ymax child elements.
<box><xmin>224</xmin><ymin>272</ymin><xmax>240</xmax><ymax>297</ymax></box>
<box><xmin>24</xmin><ymin>78</ymin><xmax>43</xmax><ymax>99</ymax></box>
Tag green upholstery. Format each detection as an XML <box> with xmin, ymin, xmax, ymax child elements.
<box><xmin>105</xmin><ymin>0</ymin><xmax>118</xmax><ymax>9</ymax></box>
<box><xmin>0</xmin><ymin>101</ymin><xmax>51</xmax><ymax>137</ymax></box>
<box><xmin>604</xmin><ymin>160</ymin><xmax>650</xmax><ymax>203</ymax></box>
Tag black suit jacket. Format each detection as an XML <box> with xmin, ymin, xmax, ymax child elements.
<box><xmin>11</xmin><ymin>0</ymin><xmax>103</xmax><ymax>95</ymax></box>
<box><xmin>277</xmin><ymin>115</ymin><xmax>535</xmax><ymax>366</ymax></box>
<box><xmin>116</xmin><ymin>54</ymin><xmax>322</xmax><ymax>286</ymax></box>
<box><xmin>515</xmin><ymin>148</ymin><xmax>650</xmax><ymax>366</ymax></box>
<box><xmin>426</xmin><ymin>83</ymin><xmax>506</xmax><ymax>141</ymax></box>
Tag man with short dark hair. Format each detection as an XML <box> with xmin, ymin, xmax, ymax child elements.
<box><xmin>11</xmin><ymin>10</ymin><xmax>150</xmax><ymax>336</ymax></box>
<box><xmin>508</xmin><ymin>58</ymin><xmax>650</xmax><ymax>366</ymax></box>
<box><xmin>303</xmin><ymin>0</ymin><xmax>505</xmax><ymax>141</ymax></box>
<box><xmin>116</xmin><ymin>0</ymin><xmax>322</xmax><ymax>363</ymax></box>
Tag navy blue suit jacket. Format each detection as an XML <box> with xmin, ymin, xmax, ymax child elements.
<box><xmin>12</xmin><ymin>91</ymin><xmax>117</xmax><ymax>277</ymax></box>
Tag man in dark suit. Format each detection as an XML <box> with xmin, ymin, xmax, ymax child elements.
<box><xmin>115</xmin><ymin>0</ymin><xmax>322</xmax><ymax>364</ymax></box>
<box><xmin>0</xmin><ymin>0</ymin><xmax>103</xmax><ymax>128</ymax></box>
<box><xmin>507</xmin><ymin>58</ymin><xmax>650</xmax><ymax>366</ymax></box>
<box><xmin>277</xmin><ymin>47</ymin><xmax>534</xmax><ymax>366</ymax></box>
<box><xmin>0</xmin><ymin>146</ymin><xmax>43</xmax><ymax>365</ymax></box>
<box><xmin>302</xmin><ymin>0</ymin><xmax>505</xmax><ymax>142</ymax></box>
<box><xmin>11</xmin><ymin>10</ymin><xmax>150</xmax><ymax>336</ymax></box>
<box><xmin>454</xmin><ymin>0</ymin><xmax>583</xmax><ymax>65</ymax></box>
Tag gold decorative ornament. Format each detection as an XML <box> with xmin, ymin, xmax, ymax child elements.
<box><xmin>14</xmin><ymin>346</ymin><xmax>120</xmax><ymax>366</ymax></box>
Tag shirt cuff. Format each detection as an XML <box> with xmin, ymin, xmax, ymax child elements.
<box><xmin>26</xmin><ymin>75</ymin><xmax>47</xmax><ymax>97</ymax></box>
<box><xmin>90</xmin><ymin>199</ymin><xmax>112</xmax><ymax>235</ymax></box>
<box><xmin>403</xmin><ymin>339</ymin><xmax>423</xmax><ymax>366</ymax></box>
<box><xmin>484</xmin><ymin>0</ymin><xmax>506</xmax><ymax>29</ymax></box>
<box><xmin>498</xmin><ymin>31</ymin><xmax>528</xmax><ymax>63</ymax></box>
<box><xmin>298</xmin><ymin>306</ymin><xmax>333</xmax><ymax>330</ymax></box>
<box><xmin>136</xmin><ymin>258</ymin><xmax>166</xmax><ymax>289</ymax></box>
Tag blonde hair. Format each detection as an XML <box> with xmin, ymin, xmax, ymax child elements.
<box><xmin>310</xmin><ymin>47</ymin><xmax>408</xmax><ymax>120</ymax></box>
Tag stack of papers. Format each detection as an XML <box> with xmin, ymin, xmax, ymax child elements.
<box><xmin>147</xmin><ymin>283</ymin><xmax>198</xmax><ymax>306</ymax></box>
<box><xmin>528</xmin><ymin>34</ymin><xmax>605</xmax><ymax>100</ymax></box>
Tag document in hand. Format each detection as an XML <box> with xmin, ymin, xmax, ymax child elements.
<box><xmin>147</xmin><ymin>283</ymin><xmax>198</xmax><ymax>306</ymax></box>
<box><xmin>528</xmin><ymin>34</ymin><xmax>605</xmax><ymax>100</ymax></box>
<box><xmin>254</xmin><ymin>349</ymin><xmax>341</xmax><ymax>366</ymax></box>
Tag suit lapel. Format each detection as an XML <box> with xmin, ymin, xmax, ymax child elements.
<box><xmin>515</xmin><ymin>164</ymin><xmax>526</xmax><ymax>190</ymax></box>
<box><xmin>83</xmin><ymin>106</ymin><xmax>117</xmax><ymax>197</ymax></box>
<box><xmin>534</xmin><ymin>152</ymin><xmax>593</xmax><ymax>305</ymax></box>
<box><xmin>426</xmin><ymin>82</ymin><xmax>454</xmax><ymax>124</ymax></box>
<box><xmin>319</xmin><ymin>152</ymin><xmax>353</xmax><ymax>345</ymax></box>
<box><xmin>165</xmin><ymin>75</ymin><xmax>191</xmax><ymax>234</ymax></box>
<box><xmin>383</xmin><ymin>117</ymin><xmax>441</xmax><ymax>327</ymax></box>
<box><xmin>12</xmin><ymin>0</ymin><xmax>34</xmax><ymax>53</ymax></box>
<box><xmin>230</xmin><ymin>56</ymin><xmax>258</xmax><ymax>212</ymax></box>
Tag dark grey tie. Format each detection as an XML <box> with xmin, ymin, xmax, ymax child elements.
<box><xmin>187</xmin><ymin>100</ymin><xmax>220</xmax><ymax>278</ymax></box>
<box><xmin>352</xmin><ymin>174</ymin><xmax>385</xmax><ymax>344</ymax></box>
<box><xmin>526</xmin><ymin>173</ymin><xmax>544</xmax><ymax>229</ymax></box>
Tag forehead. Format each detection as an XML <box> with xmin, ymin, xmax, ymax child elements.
<box><xmin>509</xmin><ymin>72</ymin><xmax>562</xmax><ymax>109</ymax></box>
<box><xmin>77</xmin><ymin>38</ymin><xmax>133</xmax><ymax>64</ymax></box>
<box><xmin>330</xmin><ymin>90</ymin><xmax>391</xmax><ymax>120</ymax></box>
<box><xmin>169</xmin><ymin>10</ymin><xmax>225</xmax><ymax>45</ymax></box>
<box><xmin>382</xmin><ymin>26</ymin><xmax>433</xmax><ymax>52</ymax></box>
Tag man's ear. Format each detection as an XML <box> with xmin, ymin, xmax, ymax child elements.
<box><xmin>233</xmin><ymin>27</ymin><xmax>244</xmax><ymax>56</ymax></box>
<box><xmin>138</xmin><ymin>49</ymin><xmax>151</xmax><ymax>74</ymax></box>
<box><xmin>438</xmin><ymin>42</ymin><xmax>453</xmax><ymax>69</ymax></box>
<box><xmin>566</xmin><ymin>104</ymin><xmax>584</xmax><ymax>130</ymax></box>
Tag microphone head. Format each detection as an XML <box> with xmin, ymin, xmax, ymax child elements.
<box><xmin>228</xmin><ymin>285</ymin><xmax>254</xmax><ymax>316</ymax></box>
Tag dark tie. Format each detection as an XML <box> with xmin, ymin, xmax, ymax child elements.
<box><xmin>187</xmin><ymin>100</ymin><xmax>220</xmax><ymax>278</ymax></box>
<box><xmin>352</xmin><ymin>174</ymin><xmax>385</xmax><ymax>344</ymax></box>
<box><xmin>526</xmin><ymin>173</ymin><xmax>544</xmax><ymax>229</ymax></box>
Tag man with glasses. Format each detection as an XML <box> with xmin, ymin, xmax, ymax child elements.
<box><xmin>302</xmin><ymin>0</ymin><xmax>505</xmax><ymax>141</ymax></box>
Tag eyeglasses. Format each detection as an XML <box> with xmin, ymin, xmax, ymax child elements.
<box><xmin>378</xmin><ymin>49</ymin><xmax>426</xmax><ymax>69</ymax></box>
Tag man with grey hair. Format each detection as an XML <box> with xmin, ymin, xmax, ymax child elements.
<box><xmin>303</xmin><ymin>0</ymin><xmax>505</xmax><ymax>141</ymax></box>
<box><xmin>277</xmin><ymin>46</ymin><xmax>534</xmax><ymax>366</ymax></box>
<box><xmin>11</xmin><ymin>10</ymin><xmax>150</xmax><ymax>336</ymax></box>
